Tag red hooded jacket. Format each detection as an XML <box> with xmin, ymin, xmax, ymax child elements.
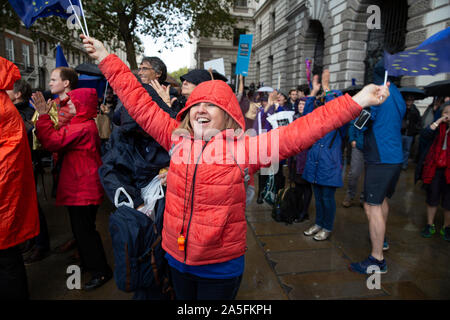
<box><xmin>99</xmin><ymin>54</ymin><xmax>362</xmax><ymax>265</ymax></box>
<box><xmin>422</xmin><ymin>123</ymin><xmax>450</xmax><ymax>184</ymax></box>
<box><xmin>0</xmin><ymin>57</ymin><xmax>39</xmax><ymax>250</ymax></box>
<box><xmin>36</xmin><ymin>88</ymin><xmax>103</xmax><ymax>206</ymax></box>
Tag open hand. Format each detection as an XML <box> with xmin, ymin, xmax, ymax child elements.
<box><xmin>81</xmin><ymin>34</ymin><xmax>109</xmax><ymax>63</ymax></box>
<box><xmin>150</xmin><ymin>79</ymin><xmax>171</xmax><ymax>106</ymax></box>
<box><xmin>352</xmin><ymin>82</ymin><xmax>391</xmax><ymax>108</ymax></box>
<box><xmin>310</xmin><ymin>75</ymin><xmax>321</xmax><ymax>96</ymax></box>
<box><xmin>31</xmin><ymin>91</ymin><xmax>52</xmax><ymax>115</ymax></box>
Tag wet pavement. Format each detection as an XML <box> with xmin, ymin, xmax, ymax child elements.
<box><xmin>25</xmin><ymin>163</ymin><xmax>450</xmax><ymax>300</ymax></box>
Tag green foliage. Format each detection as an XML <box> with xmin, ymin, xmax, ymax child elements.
<box><xmin>1</xmin><ymin>0</ymin><xmax>236</xmax><ymax>69</ymax></box>
<box><xmin>169</xmin><ymin>66</ymin><xmax>189</xmax><ymax>83</ymax></box>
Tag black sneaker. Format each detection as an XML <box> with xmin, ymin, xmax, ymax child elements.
<box><xmin>83</xmin><ymin>272</ymin><xmax>112</xmax><ymax>291</ymax></box>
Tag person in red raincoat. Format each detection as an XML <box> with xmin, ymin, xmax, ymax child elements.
<box><xmin>0</xmin><ymin>56</ymin><xmax>39</xmax><ymax>299</ymax></box>
<box><xmin>82</xmin><ymin>35</ymin><xmax>390</xmax><ymax>300</ymax></box>
<box><xmin>34</xmin><ymin>88</ymin><xmax>112</xmax><ymax>291</ymax></box>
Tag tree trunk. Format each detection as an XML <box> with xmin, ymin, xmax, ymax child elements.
<box><xmin>118</xmin><ymin>15</ymin><xmax>137</xmax><ymax>70</ymax></box>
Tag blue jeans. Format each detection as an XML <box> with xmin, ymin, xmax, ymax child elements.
<box><xmin>402</xmin><ymin>135</ymin><xmax>414</xmax><ymax>169</ymax></box>
<box><xmin>169</xmin><ymin>266</ymin><xmax>242</xmax><ymax>300</ymax></box>
<box><xmin>312</xmin><ymin>184</ymin><xmax>337</xmax><ymax>232</ymax></box>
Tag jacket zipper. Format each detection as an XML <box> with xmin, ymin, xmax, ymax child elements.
<box><xmin>184</xmin><ymin>140</ymin><xmax>210</xmax><ymax>263</ymax></box>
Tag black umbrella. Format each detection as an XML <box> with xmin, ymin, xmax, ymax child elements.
<box><xmin>341</xmin><ymin>85</ymin><xmax>363</xmax><ymax>96</ymax></box>
<box><xmin>424</xmin><ymin>79</ymin><xmax>450</xmax><ymax>97</ymax></box>
<box><xmin>75</xmin><ymin>63</ymin><xmax>104</xmax><ymax>77</ymax></box>
<box><xmin>399</xmin><ymin>87</ymin><xmax>426</xmax><ymax>100</ymax></box>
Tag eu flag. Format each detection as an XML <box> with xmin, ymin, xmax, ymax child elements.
<box><xmin>384</xmin><ymin>27</ymin><xmax>450</xmax><ymax>76</ymax></box>
<box><xmin>8</xmin><ymin>0</ymin><xmax>81</xmax><ymax>28</ymax></box>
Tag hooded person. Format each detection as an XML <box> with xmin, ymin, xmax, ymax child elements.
<box><xmin>34</xmin><ymin>88</ymin><xmax>112</xmax><ymax>291</ymax></box>
<box><xmin>81</xmin><ymin>34</ymin><xmax>390</xmax><ymax>300</ymax></box>
<box><xmin>0</xmin><ymin>56</ymin><xmax>39</xmax><ymax>299</ymax></box>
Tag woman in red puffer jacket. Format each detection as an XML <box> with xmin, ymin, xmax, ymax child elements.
<box><xmin>82</xmin><ymin>35</ymin><xmax>390</xmax><ymax>300</ymax></box>
<box><xmin>34</xmin><ymin>88</ymin><xmax>112</xmax><ymax>291</ymax></box>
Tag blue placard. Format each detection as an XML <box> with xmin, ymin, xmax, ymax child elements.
<box><xmin>236</xmin><ymin>34</ymin><xmax>253</xmax><ymax>76</ymax></box>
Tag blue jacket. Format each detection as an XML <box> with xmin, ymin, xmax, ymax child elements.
<box><xmin>363</xmin><ymin>61</ymin><xmax>406</xmax><ymax>164</ymax></box>
<box><xmin>302</xmin><ymin>90</ymin><xmax>348</xmax><ymax>187</ymax></box>
<box><xmin>348</xmin><ymin>119</ymin><xmax>364</xmax><ymax>151</ymax></box>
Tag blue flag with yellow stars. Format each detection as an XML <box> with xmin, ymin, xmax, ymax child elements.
<box><xmin>384</xmin><ymin>27</ymin><xmax>450</xmax><ymax>76</ymax></box>
<box><xmin>8</xmin><ymin>0</ymin><xmax>81</xmax><ymax>28</ymax></box>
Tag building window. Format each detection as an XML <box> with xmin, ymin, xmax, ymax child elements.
<box><xmin>22</xmin><ymin>44</ymin><xmax>30</xmax><ymax>67</ymax></box>
<box><xmin>234</xmin><ymin>0</ymin><xmax>247</xmax><ymax>7</ymax></box>
<box><xmin>268</xmin><ymin>55</ymin><xmax>273</xmax><ymax>87</ymax></box>
<box><xmin>5</xmin><ymin>38</ymin><xmax>14</xmax><ymax>61</ymax></box>
<box><xmin>39</xmin><ymin>39</ymin><xmax>47</xmax><ymax>56</ymax></box>
<box><xmin>258</xmin><ymin>24</ymin><xmax>262</xmax><ymax>42</ymax></box>
<box><xmin>233</xmin><ymin>28</ymin><xmax>246</xmax><ymax>46</ymax></box>
<box><xmin>256</xmin><ymin>61</ymin><xmax>261</xmax><ymax>85</ymax></box>
<box><xmin>270</xmin><ymin>11</ymin><xmax>276</xmax><ymax>33</ymax></box>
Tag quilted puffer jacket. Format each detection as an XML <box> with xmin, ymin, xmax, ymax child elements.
<box><xmin>0</xmin><ymin>56</ymin><xmax>39</xmax><ymax>249</ymax></box>
<box><xmin>99</xmin><ymin>54</ymin><xmax>363</xmax><ymax>265</ymax></box>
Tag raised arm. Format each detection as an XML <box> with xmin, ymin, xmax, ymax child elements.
<box><xmin>81</xmin><ymin>35</ymin><xmax>178</xmax><ymax>151</ymax></box>
<box><xmin>246</xmin><ymin>83</ymin><xmax>390</xmax><ymax>172</ymax></box>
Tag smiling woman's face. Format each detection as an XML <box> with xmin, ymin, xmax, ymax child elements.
<box><xmin>189</xmin><ymin>102</ymin><xmax>226</xmax><ymax>138</ymax></box>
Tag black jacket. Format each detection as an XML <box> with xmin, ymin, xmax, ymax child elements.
<box><xmin>99</xmin><ymin>84</ymin><xmax>175</xmax><ymax>208</ymax></box>
<box><xmin>401</xmin><ymin>104</ymin><xmax>421</xmax><ymax>136</ymax></box>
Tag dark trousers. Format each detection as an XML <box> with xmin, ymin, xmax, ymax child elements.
<box><xmin>67</xmin><ymin>205</ymin><xmax>111</xmax><ymax>277</ymax></box>
<box><xmin>35</xmin><ymin>203</ymin><xmax>50</xmax><ymax>250</ymax></box>
<box><xmin>169</xmin><ymin>267</ymin><xmax>242</xmax><ymax>300</ymax></box>
<box><xmin>295</xmin><ymin>182</ymin><xmax>312</xmax><ymax>218</ymax></box>
<box><xmin>0</xmin><ymin>245</ymin><xmax>29</xmax><ymax>299</ymax></box>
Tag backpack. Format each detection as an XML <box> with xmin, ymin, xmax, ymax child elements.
<box><xmin>272</xmin><ymin>184</ymin><xmax>303</xmax><ymax>224</ymax></box>
<box><xmin>109</xmin><ymin>188</ymin><xmax>174</xmax><ymax>298</ymax></box>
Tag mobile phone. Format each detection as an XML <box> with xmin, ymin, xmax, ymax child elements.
<box><xmin>354</xmin><ymin>109</ymin><xmax>371</xmax><ymax>130</ymax></box>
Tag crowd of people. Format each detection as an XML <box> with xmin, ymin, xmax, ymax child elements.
<box><xmin>0</xmin><ymin>32</ymin><xmax>449</xmax><ymax>300</ymax></box>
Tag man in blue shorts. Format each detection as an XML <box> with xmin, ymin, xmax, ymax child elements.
<box><xmin>349</xmin><ymin>60</ymin><xmax>406</xmax><ymax>274</ymax></box>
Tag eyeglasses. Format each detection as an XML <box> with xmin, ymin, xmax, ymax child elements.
<box><xmin>138</xmin><ymin>66</ymin><xmax>154</xmax><ymax>72</ymax></box>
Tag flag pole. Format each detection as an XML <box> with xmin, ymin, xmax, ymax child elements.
<box><xmin>102</xmin><ymin>82</ymin><xmax>109</xmax><ymax>105</ymax></box>
<box><xmin>68</xmin><ymin>0</ymin><xmax>86</xmax><ymax>37</ymax></box>
<box><xmin>78</xmin><ymin>0</ymin><xmax>90</xmax><ymax>37</ymax></box>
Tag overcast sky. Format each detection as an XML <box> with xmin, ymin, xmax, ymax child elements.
<box><xmin>138</xmin><ymin>33</ymin><xmax>193</xmax><ymax>73</ymax></box>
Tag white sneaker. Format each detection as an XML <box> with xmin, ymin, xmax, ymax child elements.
<box><xmin>313</xmin><ymin>230</ymin><xmax>331</xmax><ymax>241</ymax></box>
<box><xmin>304</xmin><ymin>225</ymin><xmax>322</xmax><ymax>236</ymax></box>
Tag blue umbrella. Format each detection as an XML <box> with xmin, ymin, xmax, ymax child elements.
<box><xmin>77</xmin><ymin>74</ymin><xmax>106</xmax><ymax>99</ymax></box>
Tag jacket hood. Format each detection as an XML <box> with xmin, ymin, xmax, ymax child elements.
<box><xmin>0</xmin><ymin>56</ymin><xmax>21</xmax><ymax>90</ymax></box>
<box><xmin>176</xmin><ymin>80</ymin><xmax>245</xmax><ymax>132</ymax></box>
<box><xmin>67</xmin><ymin>88</ymin><xmax>98</xmax><ymax>122</ymax></box>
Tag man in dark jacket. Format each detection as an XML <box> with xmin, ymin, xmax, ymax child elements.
<box><xmin>99</xmin><ymin>82</ymin><xmax>175</xmax><ymax>299</ymax></box>
<box><xmin>401</xmin><ymin>94</ymin><xmax>421</xmax><ymax>170</ymax></box>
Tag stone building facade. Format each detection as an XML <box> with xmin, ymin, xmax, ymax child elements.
<box><xmin>194</xmin><ymin>1</ymin><xmax>258</xmax><ymax>89</ymax></box>
<box><xmin>195</xmin><ymin>0</ymin><xmax>450</xmax><ymax>103</ymax></box>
